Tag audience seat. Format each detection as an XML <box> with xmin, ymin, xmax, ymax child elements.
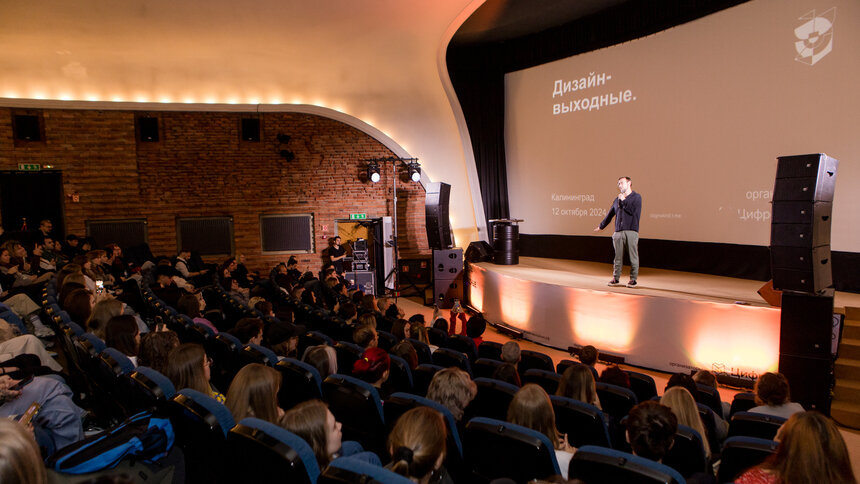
<box><xmin>477</xmin><ymin>341</ymin><xmax>504</xmax><ymax>361</ymax></box>
<box><xmin>334</xmin><ymin>341</ymin><xmax>364</xmax><ymax>376</ymax></box>
<box><xmin>595</xmin><ymin>382</ymin><xmax>639</xmax><ymax>423</ymax></box>
<box><xmin>625</xmin><ymin>370</ymin><xmax>658</xmax><ymax>404</ymax></box>
<box><xmin>551</xmin><ymin>396</ymin><xmax>612</xmax><ymax>448</ymax></box>
<box><xmin>717</xmin><ymin>436</ymin><xmax>778</xmax><ymax>483</ymax></box>
<box><xmin>91</xmin><ymin>348</ymin><xmax>137</xmax><ymax>419</ymax></box>
<box><xmin>473</xmin><ymin>358</ymin><xmax>506</xmax><ymax>379</ymax></box>
<box><xmin>431</xmin><ymin>347</ymin><xmax>472</xmax><ymax>375</ymax></box>
<box><xmin>168</xmin><ymin>388</ymin><xmax>236</xmax><ymax>484</ymax></box>
<box><xmin>695</xmin><ymin>382</ymin><xmax>723</xmax><ymax>417</ymax></box>
<box><xmin>463</xmin><ymin>417</ymin><xmax>560</xmax><ymax>483</ymax></box>
<box><xmin>729</xmin><ymin>392</ymin><xmax>757</xmax><ymax>417</ymax></box>
<box><xmin>557</xmin><ymin>359</ymin><xmax>598</xmax><ymax>381</ymax></box>
<box><xmin>465</xmin><ymin>377</ymin><xmax>519</xmax><ymax>422</ymax></box>
<box><xmin>298</xmin><ymin>330</ymin><xmax>334</xmax><ymax>358</ymax></box>
<box><xmin>205</xmin><ymin>332</ymin><xmax>242</xmax><ymax>392</ymax></box>
<box><xmin>376</xmin><ymin>330</ymin><xmax>397</xmax><ymax>352</ymax></box>
<box><xmin>662</xmin><ymin>424</ymin><xmax>708</xmax><ymax>479</ymax></box>
<box><xmin>322</xmin><ymin>374</ymin><xmax>386</xmax><ymax>456</ymax></box>
<box><xmin>405</xmin><ymin>338</ymin><xmax>433</xmax><ymax>365</ymax></box>
<box><xmin>444</xmin><ymin>334</ymin><xmax>478</xmax><ymax>362</ymax></box>
<box><xmin>319</xmin><ymin>456</ymin><xmax>413</xmax><ymax>484</ymax></box>
<box><xmin>518</xmin><ymin>349</ymin><xmax>555</xmax><ymax>375</ymax></box>
<box><xmin>227</xmin><ymin>417</ymin><xmax>320</xmax><ymax>484</ymax></box>
<box><xmin>411</xmin><ymin>363</ymin><xmax>443</xmax><ymax>397</ymax></box>
<box><xmin>239</xmin><ymin>343</ymin><xmax>279</xmax><ymax>367</ymax></box>
<box><xmin>523</xmin><ymin>369</ymin><xmax>562</xmax><ymax>395</ymax></box>
<box><xmin>696</xmin><ymin>403</ymin><xmax>720</xmax><ymax>458</ymax></box>
<box><xmin>568</xmin><ymin>445</ymin><xmax>685</xmax><ymax>484</ymax></box>
<box><xmin>275</xmin><ymin>358</ymin><xmax>323</xmax><ymax>410</ymax></box>
<box><xmin>387</xmin><ymin>354</ymin><xmax>414</xmax><ymax>394</ymax></box>
<box><xmin>728</xmin><ymin>412</ymin><xmax>786</xmax><ymax>440</ymax></box>
<box><xmin>121</xmin><ymin>366</ymin><xmax>177</xmax><ymax>415</ymax></box>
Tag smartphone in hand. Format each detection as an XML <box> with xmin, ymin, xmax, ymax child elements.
<box><xmin>17</xmin><ymin>402</ymin><xmax>40</xmax><ymax>426</ymax></box>
<box><xmin>10</xmin><ymin>375</ymin><xmax>34</xmax><ymax>392</ymax></box>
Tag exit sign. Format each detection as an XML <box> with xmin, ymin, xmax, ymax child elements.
<box><xmin>349</xmin><ymin>213</ymin><xmax>367</xmax><ymax>220</ymax></box>
<box><xmin>18</xmin><ymin>163</ymin><xmax>40</xmax><ymax>171</ymax></box>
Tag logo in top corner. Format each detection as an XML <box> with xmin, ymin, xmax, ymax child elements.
<box><xmin>794</xmin><ymin>8</ymin><xmax>835</xmax><ymax>66</ymax></box>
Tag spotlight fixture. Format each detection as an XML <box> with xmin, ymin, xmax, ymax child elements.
<box><xmin>406</xmin><ymin>161</ymin><xmax>421</xmax><ymax>182</ymax></box>
<box><xmin>367</xmin><ymin>162</ymin><xmax>380</xmax><ymax>183</ymax></box>
<box><xmin>277</xmin><ymin>133</ymin><xmax>291</xmax><ymax>144</ymax></box>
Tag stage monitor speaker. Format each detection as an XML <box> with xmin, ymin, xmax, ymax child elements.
<box><xmin>434</xmin><ymin>276</ymin><xmax>463</xmax><ymax>309</ymax></box>
<box><xmin>778</xmin><ymin>354</ymin><xmax>833</xmax><ymax>414</ymax></box>
<box><xmin>345</xmin><ymin>271</ymin><xmax>375</xmax><ymax>295</ymax></box>
<box><xmin>241</xmin><ymin>118</ymin><xmax>261</xmax><ymax>141</ymax></box>
<box><xmin>779</xmin><ymin>293</ymin><xmax>835</xmax><ymax>359</ymax></box>
<box><xmin>13</xmin><ymin>114</ymin><xmax>41</xmax><ymax>141</ymax></box>
<box><xmin>425</xmin><ymin>182</ymin><xmax>452</xmax><ymax>250</ymax></box>
<box><xmin>137</xmin><ymin>116</ymin><xmax>160</xmax><ymax>142</ymax></box>
<box><xmin>398</xmin><ymin>258</ymin><xmax>431</xmax><ymax>285</ymax></box>
<box><xmin>465</xmin><ymin>241</ymin><xmax>494</xmax><ymax>263</ymax></box>
<box><xmin>757</xmin><ymin>280</ymin><xmax>782</xmax><ymax>307</ymax></box>
<box><xmin>433</xmin><ymin>248</ymin><xmax>463</xmax><ymax>279</ymax></box>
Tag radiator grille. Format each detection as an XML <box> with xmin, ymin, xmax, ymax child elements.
<box><xmin>86</xmin><ymin>219</ymin><xmax>148</xmax><ymax>248</ymax></box>
<box><xmin>260</xmin><ymin>214</ymin><xmax>314</xmax><ymax>253</ymax></box>
<box><xmin>177</xmin><ymin>217</ymin><xmax>234</xmax><ymax>255</ymax></box>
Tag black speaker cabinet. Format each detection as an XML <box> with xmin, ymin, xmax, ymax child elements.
<box><xmin>433</xmin><ymin>248</ymin><xmax>463</xmax><ymax>279</ymax></box>
<box><xmin>779</xmin><ymin>294</ymin><xmax>835</xmax><ymax>359</ymax></box>
<box><xmin>398</xmin><ymin>259</ymin><xmax>431</xmax><ymax>285</ymax></box>
<box><xmin>137</xmin><ymin>116</ymin><xmax>160</xmax><ymax>142</ymax></box>
<box><xmin>465</xmin><ymin>241</ymin><xmax>494</xmax><ymax>263</ymax></box>
<box><xmin>241</xmin><ymin>118</ymin><xmax>261</xmax><ymax>141</ymax></box>
<box><xmin>425</xmin><ymin>182</ymin><xmax>452</xmax><ymax>250</ymax></box>
<box><xmin>774</xmin><ymin>153</ymin><xmax>838</xmax><ymax>201</ymax></box>
<box><xmin>778</xmin><ymin>354</ymin><xmax>833</xmax><ymax>414</ymax></box>
<box><xmin>434</xmin><ymin>276</ymin><xmax>463</xmax><ymax>309</ymax></box>
<box><xmin>345</xmin><ymin>271</ymin><xmax>375</xmax><ymax>295</ymax></box>
<box><xmin>13</xmin><ymin>114</ymin><xmax>42</xmax><ymax>141</ymax></box>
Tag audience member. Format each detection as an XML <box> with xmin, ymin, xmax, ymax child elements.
<box><xmin>735</xmin><ymin>411</ymin><xmax>855</xmax><ymax>484</ymax></box>
<box><xmin>507</xmin><ymin>384</ymin><xmax>574</xmax><ymax>480</ymax></box>
<box><xmin>265</xmin><ymin>321</ymin><xmax>298</xmax><ymax>360</ymax></box>
<box><xmin>391</xmin><ymin>341</ymin><xmax>419</xmax><ymax>370</ymax></box>
<box><xmin>230</xmin><ymin>318</ymin><xmax>264</xmax><ymax>346</ymax></box>
<box><xmin>501</xmin><ymin>341</ymin><xmax>521</xmax><ymax>367</ymax></box>
<box><xmin>556</xmin><ymin>364</ymin><xmax>601</xmax><ymax>409</ymax></box>
<box><xmin>177</xmin><ymin>293</ymin><xmax>218</xmax><ymax>334</ymax></box>
<box><xmin>0</xmin><ymin>418</ymin><xmax>48</xmax><ymax>484</ymax></box>
<box><xmin>166</xmin><ymin>343</ymin><xmax>224</xmax><ymax>403</ymax></box>
<box><xmin>352</xmin><ymin>347</ymin><xmax>390</xmax><ymax>397</ymax></box>
<box><xmin>391</xmin><ymin>319</ymin><xmax>411</xmax><ymax>341</ymax></box>
<box><xmin>427</xmin><ymin>367</ymin><xmax>476</xmax><ymax>423</ymax></box>
<box><xmin>226</xmin><ymin>363</ymin><xmax>283</xmax><ymax>424</ymax></box>
<box><xmin>749</xmin><ymin>372</ymin><xmax>805</xmax><ymax>419</ymax></box>
<box><xmin>492</xmin><ymin>363</ymin><xmax>522</xmax><ymax>387</ymax></box>
<box><xmin>0</xmin><ymin>319</ymin><xmax>63</xmax><ymax>373</ymax></box>
<box><xmin>599</xmin><ymin>365</ymin><xmax>630</xmax><ymax>388</ymax></box>
<box><xmin>579</xmin><ymin>345</ymin><xmax>599</xmax><ymax>367</ymax></box>
<box><xmin>279</xmin><ymin>400</ymin><xmax>343</xmax><ymax>468</ymax></box>
<box><xmin>105</xmin><ymin>315</ymin><xmax>140</xmax><ymax>366</ymax></box>
<box><xmin>302</xmin><ymin>345</ymin><xmax>337</xmax><ymax>380</ymax></box>
<box><xmin>86</xmin><ymin>298</ymin><xmax>124</xmax><ymax>340</ymax></box>
<box><xmin>386</xmin><ymin>407</ymin><xmax>448</xmax><ymax>483</ymax></box>
<box><xmin>409</xmin><ymin>322</ymin><xmax>437</xmax><ymax>353</ymax></box>
<box><xmin>64</xmin><ymin>288</ymin><xmax>95</xmax><ymax>325</ymax></box>
<box><xmin>625</xmin><ymin>401</ymin><xmax>676</xmax><ymax>463</ymax></box>
<box><xmin>138</xmin><ymin>330</ymin><xmax>180</xmax><ymax>375</ymax></box>
<box><xmin>660</xmin><ymin>386</ymin><xmax>711</xmax><ymax>459</ymax></box>
<box><xmin>353</xmin><ymin>325</ymin><xmax>378</xmax><ymax>348</ymax></box>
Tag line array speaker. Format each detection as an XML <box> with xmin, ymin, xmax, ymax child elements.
<box><xmin>425</xmin><ymin>182</ymin><xmax>453</xmax><ymax>250</ymax></box>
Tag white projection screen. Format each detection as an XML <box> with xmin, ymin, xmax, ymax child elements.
<box><xmin>505</xmin><ymin>0</ymin><xmax>860</xmax><ymax>251</ymax></box>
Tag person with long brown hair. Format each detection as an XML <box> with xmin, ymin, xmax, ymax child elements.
<box><xmin>736</xmin><ymin>411</ymin><xmax>856</xmax><ymax>484</ymax></box>
<box><xmin>226</xmin><ymin>363</ymin><xmax>283</xmax><ymax>423</ymax></box>
<box><xmin>556</xmin><ymin>364</ymin><xmax>602</xmax><ymax>409</ymax></box>
<box><xmin>508</xmin><ymin>383</ymin><xmax>574</xmax><ymax>479</ymax></box>
<box><xmin>165</xmin><ymin>343</ymin><xmax>225</xmax><ymax>403</ymax></box>
<box><xmin>138</xmin><ymin>330</ymin><xmax>180</xmax><ymax>375</ymax></box>
<box><xmin>386</xmin><ymin>406</ymin><xmax>447</xmax><ymax>483</ymax></box>
<box><xmin>279</xmin><ymin>399</ymin><xmax>343</xmax><ymax>468</ymax></box>
<box><xmin>86</xmin><ymin>298</ymin><xmax>123</xmax><ymax>340</ymax></box>
<box><xmin>63</xmin><ymin>288</ymin><xmax>94</xmax><ymax>325</ymax></box>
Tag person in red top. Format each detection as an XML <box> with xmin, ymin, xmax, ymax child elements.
<box><xmin>448</xmin><ymin>308</ymin><xmax>487</xmax><ymax>347</ymax></box>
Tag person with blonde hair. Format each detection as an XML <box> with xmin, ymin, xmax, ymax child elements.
<box><xmin>736</xmin><ymin>411</ymin><xmax>856</xmax><ymax>484</ymax></box>
<box><xmin>86</xmin><ymin>298</ymin><xmax>124</xmax><ymax>340</ymax></box>
<box><xmin>0</xmin><ymin>419</ymin><xmax>48</xmax><ymax>484</ymax></box>
<box><xmin>279</xmin><ymin>399</ymin><xmax>343</xmax><ymax>468</ymax></box>
<box><xmin>660</xmin><ymin>386</ymin><xmax>711</xmax><ymax>459</ymax></box>
<box><xmin>426</xmin><ymin>367</ymin><xmax>477</xmax><ymax>422</ymax></box>
<box><xmin>556</xmin><ymin>364</ymin><xmax>601</xmax><ymax>409</ymax></box>
<box><xmin>386</xmin><ymin>407</ymin><xmax>447</xmax><ymax>483</ymax></box>
<box><xmin>165</xmin><ymin>343</ymin><xmax>225</xmax><ymax>403</ymax></box>
<box><xmin>302</xmin><ymin>345</ymin><xmax>338</xmax><ymax>380</ymax></box>
<box><xmin>226</xmin><ymin>363</ymin><xmax>283</xmax><ymax>423</ymax></box>
<box><xmin>508</xmin><ymin>384</ymin><xmax>574</xmax><ymax>479</ymax></box>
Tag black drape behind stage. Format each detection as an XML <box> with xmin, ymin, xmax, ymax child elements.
<box><xmin>448</xmin><ymin>0</ymin><xmax>860</xmax><ymax>292</ymax></box>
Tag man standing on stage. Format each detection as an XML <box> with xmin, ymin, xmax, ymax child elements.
<box><xmin>594</xmin><ymin>176</ymin><xmax>642</xmax><ymax>287</ymax></box>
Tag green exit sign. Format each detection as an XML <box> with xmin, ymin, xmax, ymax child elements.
<box><xmin>17</xmin><ymin>163</ymin><xmax>41</xmax><ymax>171</ymax></box>
<box><xmin>349</xmin><ymin>213</ymin><xmax>367</xmax><ymax>220</ymax></box>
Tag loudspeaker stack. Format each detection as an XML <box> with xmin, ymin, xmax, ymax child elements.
<box><xmin>770</xmin><ymin>153</ymin><xmax>839</xmax><ymax>414</ymax></box>
<box><xmin>433</xmin><ymin>248</ymin><xmax>463</xmax><ymax>309</ymax></box>
<box><xmin>425</xmin><ymin>182</ymin><xmax>453</xmax><ymax>250</ymax></box>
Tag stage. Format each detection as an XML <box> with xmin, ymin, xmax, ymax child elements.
<box><xmin>465</xmin><ymin>257</ymin><xmax>860</xmax><ymax>377</ymax></box>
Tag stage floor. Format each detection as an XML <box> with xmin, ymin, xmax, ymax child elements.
<box><xmin>472</xmin><ymin>257</ymin><xmax>860</xmax><ymax>310</ymax></box>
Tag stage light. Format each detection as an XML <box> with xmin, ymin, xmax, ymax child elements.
<box><xmin>407</xmin><ymin>161</ymin><xmax>421</xmax><ymax>182</ymax></box>
<box><xmin>367</xmin><ymin>162</ymin><xmax>380</xmax><ymax>183</ymax></box>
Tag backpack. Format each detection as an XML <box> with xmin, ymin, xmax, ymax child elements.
<box><xmin>48</xmin><ymin>411</ymin><xmax>175</xmax><ymax>474</ymax></box>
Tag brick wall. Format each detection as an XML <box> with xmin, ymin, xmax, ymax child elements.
<box><xmin>0</xmin><ymin>107</ymin><xmax>430</xmax><ymax>272</ymax></box>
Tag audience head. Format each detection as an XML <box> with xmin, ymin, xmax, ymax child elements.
<box><xmin>356</xmin><ymin>313</ymin><xmax>376</xmax><ymax>329</ymax></box>
<box><xmin>302</xmin><ymin>345</ymin><xmax>337</xmax><ymax>380</ymax></box>
<box><xmin>375</xmin><ymin>296</ymin><xmax>391</xmax><ymax>313</ymax></box>
<box><xmin>692</xmin><ymin>370</ymin><xmax>717</xmax><ymax>388</ymax></box>
<box><xmin>507</xmin><ymin>384</ymin><xmax>562</xmax><ymax>449</ymax></box>
<box><xmin>337</xmin><ymin>302</ymin><xmax>356</xmax><ymax>322</ymax></box>
<box><xmin>352</xmin><ymin>325</ymin><xmax>378</xmax><ymax>348</ymax></box>
<box><xmin>391</xmin><ymin>319</ymin><xmax>411</xmax><ymax>341</ymax></box>
<box><xmin>390</xmin><ymin>341</ymin><xmax>419</xmax><ymax>370</ymax></box>
<box><xmin>226</xmin><ymin>363</ymin><xmax>282</xmax><ymax>424</ymax></box>
<box><xmin>64</xmin><ymin>288</ymin><xmax>95</xmax><ymax>325</ymax></box>
<box><xmin>427</xmin><ymin>367</ymin><xmax>477</xmax><ymax>421</ymax></box>
<box><xmin>56</xmin><ymin>263</ymin><xmax>82</xmax><ymax>289</ymax></box>
<box><xmin>177</xmin><ymin>294</ymin><xmax>202</xmax><ymax>319</ymax></box>
<box><xmin>557</xmin><ymin>364</ymin><xmax>599</xmax><ymax>406</ymax></box>
<box><xmin>86</xmin><ymin>298</ymin><xmax>124</xmax><ymax>340</ymax></box>
<box><xmin>665</xmin><ymin>373</ymin><xmax>699</xmax><ymax>400</ymax></box>
<box><xmin>626</xmin><ymin>401</ymin><xmax>677</xmax><ymax>462</ymax></box>
<box><xmin>760</xmin><ymin>410</ymin><xmax>855</xmax><ymax>484</ymax></box>
<box><xmin>660</xmin><ymin>386</ymin><xmax>710</xmax><ymax>457</ymax></box>
<box><xmin>385</xmin><ymin>303</ymin><xmax>400</xmax><ymax>320</ymax></box>
<box><xmin>579</xmin><ymin>345</ymin><xmax>599</xmax><ymax>366</ymax></box>
<box><xmin>352</xmin><ymin>347</ymin><xmax>390</xmax><ymax>386</ymax></box>
<box><xmin>231</xmin><ymin>317</ymin><xmax>264</xmax><ymax>345</ymax></box>
<box><xmin>754</xmin><ymin>372</ymin><xmax>791</xmax><ymax>407</ymax></box>
<box><xmin>466</xmin><ymin>315</ymin><xmax>487</xmax><ymax>339</ymax></box>
<box><xmin>265</xmin><ymin>321</ymin><xmax>298</xmax><ymax>358</ymax></box>
<box><xmin>105</xmin><ymin>315</ymin><xmax>140</xmax><ymax>357</ymax></box>
<box><xmin>279</xmin><ymin>400</ymin><xmax>342</xmax><ymax>467</ymax></box>
<box><xmin>410</xmin><ymin>322</ymin><xmax>430</xmax><ymax>345</ymax></box>
<box><xmin>599</xmin><ymin>365</ymin><xmax>630</xmax><ymax>388</ymax></box>
<box><xmin>0</xmin><ymin>419</ymin><xmax>48</xmax><ymax>484</ymax></box>
<box><xmin>166</xmin><ymin>343</ymin><xmax>211</xmax><ymax>394</ymax></box>
<box><xmin>501</xmin><ymin>341</ymin><xmax>521</xmax><ymax>365</ymax></box>
<box><xmin>138</xmin><ymin>330</ymin><xmax>180</xmax><ymax>374</ymax></box>
<box><xmin>432</xmin><ymin>318</ymin><xmax>448</xmax><ymax>332</ymax></box>
<box><xmin>492</xmin><ymin>363</ymin><xmax>522</xmax><ymax>387</ymax></box>
<box><xmin>387</xmin><ymin>407</ymin><xmax>447</xmax><ymax>482</ymax></box>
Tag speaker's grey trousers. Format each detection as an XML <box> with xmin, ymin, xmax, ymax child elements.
<box><xmin>612</xmin><ymin>230</ymin><xmax>639</xmax><ymax>280</ymax></box>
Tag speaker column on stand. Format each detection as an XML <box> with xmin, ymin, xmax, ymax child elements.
<box><xmin>425</xmin><ymin>182</ymin><xmax>453</xmax><ymax>250</ymax></box>
<box><xmin>490</xmin><ymin>218</ymin><xmax>524</xmax><ymax>266</ymax></box>
<box><xmin>770</xmin><ymin>153</ymin><xmax>839</xmax><ymax>414</ymax></box>
<box><xmin>433</xmin><ymin>248</ymin><xmax>463</xmax><ymax>309</ymax></box>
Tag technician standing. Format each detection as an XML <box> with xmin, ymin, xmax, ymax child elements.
<box><xmin>594</xmin><ymin>176</ymin><xmax>642</xmax><ymax>287</ymax></box>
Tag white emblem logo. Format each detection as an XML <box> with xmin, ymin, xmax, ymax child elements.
<box><xmin>794</xmin><ymin>8</ymin><xmax>835</xmax><ymax>66</ymax></box>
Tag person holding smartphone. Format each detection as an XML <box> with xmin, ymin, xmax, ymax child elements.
<box><xmin>0</xmin><ymin>374</ymin><xmax>85</xmax><ymax>454</ymax></box>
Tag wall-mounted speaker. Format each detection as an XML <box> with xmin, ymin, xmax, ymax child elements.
<box><xmin>138</xmin><ymin>116</ymin><xmax>159</xmax><ymax>142</ymax></box>
<box><xmin>425</xmin><ymin>182</ymin><xmax>452</xmax><ymax>250</ymax></box>
<box><xmin>241</xmin><ymin>118</ymin><xmax>261</xmax><ymax>141</ymax></box>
